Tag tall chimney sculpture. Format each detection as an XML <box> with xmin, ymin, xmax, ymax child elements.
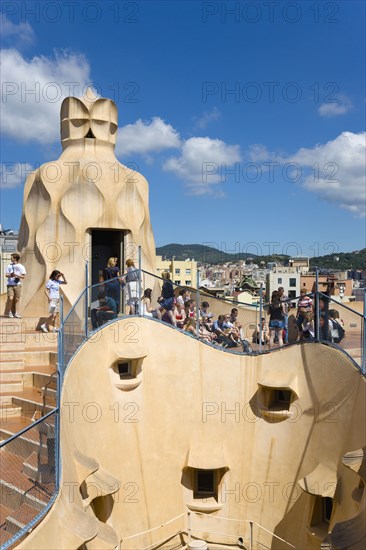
<box><xmin>18</xmin><ymin>89</ymin><xmax>156</xmax><ymax>315</ymax></box>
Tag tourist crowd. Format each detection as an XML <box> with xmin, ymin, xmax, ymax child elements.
<box><xmin>93</xmin><ymin>265</ymin><xmax>346</xmax><ymax>351</ymax></box>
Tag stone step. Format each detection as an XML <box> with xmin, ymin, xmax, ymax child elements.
<box><xmin>0</xmin><ymin>350</ymin><xmax>57</xmax><ymax>367</ymax></box>
<box><xmin>11</xmin><ymin>394</ymin><xmax>56</xmax><ymax>412</ymax></box>
<box><xmin>0</xmin><ymin>316</ymin><xmax>52</xmax><ymax>331</ymax></box>
<box><xmin>0</xmin><ymin>341</ymin><xmax>26</xmax><ymax>352</ymax></box>
<box><xmin>0</xmin><ymin>526</ymin><xmax>15</xmax><ymax>548</ymax></box>
<box><xmin>0</xmin><ymin>371</ymin><xmax>33</xmax><ymax>388</ymax></box>
<box><xmin>0</xmin><ymin>371</ymin><xmax>56</xmax><ymax>397</ymax></box>
<box><xmin>0</xmin><ymin>416</ymin><xmax>33</xmax><ymax>439</ymax></box>
<box><xmin>0</xmin><ymin>421</ymin><xmax>51</xmax><ymax>458</ymax></box>
<box><xmin>0</xmin><ymin>372</ymin><xmax>23</xmax><ymax>383</ymax></box>
<box><xmin>22</xmin><ymin>451</ymin><xmax>55</xmax><ymax>484</ymax></box>
<box><xmin>0</xmin><ymin>393</ymin><xmax>55</xmax><ymax>427</ymax></box>
<box><xmin>0</xmin><ymin>328</ymin><xmax>58</xmax><ymax>346</ymax></box>
<box><xmin>0</xmin><ymin>381</ymin><xmax>23</xmax><ymax>394</ymax></box>
<box><xmin>4</xmin><ymin>503</ymin><xmax>40</xmax><ymax>536</ymax></box>
<box><xmin>0</xmin><ymin>478</ymin><xmax>49</xmax><ymax>513</ymax></box>
<box><xmin>0</xmin><ymin>360</ymin><xmax>25</xmax><ymax>371</ymax></box>
<box><xmin>33</xmin><ymin>372</ymin><xmax>57</xmax><ymax>392</ymax></box>
<box><xmin>0</xmin><ymin>405</ymin><xmax>23</xmax><ymax>423</ymax></box>
<box><xmin>0</xmin><ymin>339</ymin><xmax>57</xmax><ymax>356</ymax></box>
<box><xmin>0</xmin><ymin>503</ymin><xmax>12</xmax><ymax>525</ymax></box>
<box><xmin>0</xmin><ymin>340</ymin><xmax>53</xmax><ymax>353</ymax></box>
<box><xmin>19</xmin><ymin>334</ymin><xmax>57</xmax><ymax>348</ymax></box>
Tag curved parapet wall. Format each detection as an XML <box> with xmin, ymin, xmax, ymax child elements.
<box><xmin>18</xmin><ymin>318</ymin><xmax>365</xmax><ymax>549</ymax></box>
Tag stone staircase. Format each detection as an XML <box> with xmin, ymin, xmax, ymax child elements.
<box><xmin>0</xmin><ymin>316</ymin><xmax>58</xmax><ymax>547</ymax></box>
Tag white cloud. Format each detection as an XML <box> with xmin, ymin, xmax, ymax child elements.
<box><xmin>0</xmin><ymin>18</ymin><xmax>35</xmax><ymax>46</ymax></box>
<box><xmin>318</xmin><ymin>95</ymin><xmax>352</xmax><ymax>117</ymax></box>
<box><xmin>163</xmin><ymin>137</ymin><xmax>241</xmax><ymax>195</ymax></box>
<box><xmin>116</xmin><ymin>117</ymin><xmax>181</xmax><ymax>157</ymax></box>
<box><xmin>194</xmin><ymin>107</ymin><xmax>221</xmax><ymax>129</ymax></box>
<box><xmin>0</xmin><ymin>48</ymin><xmax>91</xmax><ymax>143</ymax></box>
<box><xmin>250</xmin><ymin>132</ymin><xmax>366</xmax><ymax>216</ymax></box>
<box><xmin>0</xmin><ymin>163</ymin><xmax>34</xmax><ymax>189</ymax></box>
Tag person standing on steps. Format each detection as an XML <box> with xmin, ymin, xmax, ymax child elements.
<box><xmin>123</xmin><ymin>259</ymin><xmax>139</xmax><ymax>315</ymax></box>
<box><xmin>5</xmin><ymin>253</ymin><xmax>26</xmax><ymax>318</ymax></box>
<box><xmin>102</xmin><ymin>257</ymin><xmax>122</xmax><ymax>313</ymax></box>
<box><xmin>40</xmin><ymin>270</ymin><xmax>67</xmax><ymax>333</ymax></box>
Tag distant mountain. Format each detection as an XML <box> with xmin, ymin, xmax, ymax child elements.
<box><xmin>156</xmin><ymin>243</ymin><xmax>289</xmax><ymax>265</ymax></box>
<box><xmin>309</xmin><ymin>249</ymin><xmax>366</xmax><ymax>271</ymax></box>
<box><xmin>156</xmin><ymin>244</ymin><xmax>366</xmax><ymax>270</ymax></box>
<box><xmin>156</xmin><ymin>243</ymin><xmax>249</xmax><ymax>263</ymax></box>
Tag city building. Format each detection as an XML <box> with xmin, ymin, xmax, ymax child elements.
<box><xmin>300</xmin><ymin>274</ymin><xmax>354</xmax><ymax>302</ymax></box>
<box><xmin>156</xmin><ymin>255</ymin><xmax>198</xmax><ymax>287</ymax></box>
<box><xmin>266</xmin><ymin>268</ymin><xmax>301</xmax><ymax>302</ymax></box>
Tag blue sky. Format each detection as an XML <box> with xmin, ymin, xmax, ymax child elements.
<box><xmin>1</xmin><ymin>0</ymin><xmax>365</xmax><ymax>258</ymax></box>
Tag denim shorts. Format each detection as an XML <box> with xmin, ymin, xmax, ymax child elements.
<box><xmin>269</xmin><ymin>319</ymin><xmax>285</xmax><ymax>329</ymax></box>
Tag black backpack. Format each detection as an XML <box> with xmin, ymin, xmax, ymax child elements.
<box><xmin>331</xmin><ymin>319</ymin><xmax>345</xmax><ymax>343</ymax></box>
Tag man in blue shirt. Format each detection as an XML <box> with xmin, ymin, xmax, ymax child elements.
<box><xmin>91</xmin><ymin>293</ymin><xmax>118</xmax><ymax>329</ymax></box>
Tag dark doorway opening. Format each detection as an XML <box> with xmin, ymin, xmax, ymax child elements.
<box><xmin>90</xmin><ymin>229</ymin><xmax>125</xmax><ymax>305</ymax></box>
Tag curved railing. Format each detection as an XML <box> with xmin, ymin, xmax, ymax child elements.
<box><xmin>59</xmin><ymin>268</ymin><xmax>365</xmax><ymax>378</ymax></box>
<box><xmin>118</xmin><ymin>510</ymin><xmax>297</xmax><ymax>549</ymax></box>
<box><xmin>1</xmin><ymin>263</ymin><xmax>364</xmax><ymax>548</ymax></box>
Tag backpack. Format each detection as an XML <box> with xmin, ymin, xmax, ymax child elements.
<box><xmin>331</xmin><ymin>319</ymin><xmax>345</xmax><ymax>343</ymax></box>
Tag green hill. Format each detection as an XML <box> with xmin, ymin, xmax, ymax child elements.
<box><xmin>156</xmin><ymin>244</ymin><xmax>366</xmax><ymax>270</ymax></box>
<box><xmin>156</xmin><ymin>243</ymin><xmax>249</xmax><ymax>263</ymax></box>
<box><xmin>156</xmin><ymin>243</ymin><xmax>289</xmax><ymax>265</ymax></box>
<box><xmin>309</xmin><ymin>249</ymin><xmax>366</xmax><ymax>271</ymax></box>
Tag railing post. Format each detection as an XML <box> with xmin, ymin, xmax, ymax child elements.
<box><xmin>259</xmin><ymin>283</ymin><xmax>263</xmax><ymax>353</ymax></box>
<box><xmin>249</xmin><ymin>521</ymin><xmax>253</xmax><ymax>550</ymax></box>
<box><xmin>363</xmin><ymin>288</ymin><xmax>366</xmax><ymax>375</ymax></box>
<box><xmin>56</xmin><ymin>295</ymin><xmax>64</xmax><ymax>490</ymax></box>
<box><xmin>58</xmin><ymin>295</ymin><xmax>64</xmax><ymax>384</ymax></box>
<box><xmin>138</xmin><ymin>245</ymin><xmax>142</xmax><ymax>316</ymax></box>
<box><xmin>196</xmin><ymin>268</ymin><xmax>200</xmax><ymax>338</ymax></box>
<box><xmin>85</xmin><ymin>261</ymin><xmax>89</xmax><ymax>338</ymax></box>
<box><xmin>315</xmin><ymin>267</ymin><xmax>320</xmax><ymax>342</ymax></box>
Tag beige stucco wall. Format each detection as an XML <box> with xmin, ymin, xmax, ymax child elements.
<box><xmin>19</xmin><ymin>318</ymin><xmax>365</xmax><ymax>550</ymax></box>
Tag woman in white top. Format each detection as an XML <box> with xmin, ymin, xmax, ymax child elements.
<box><xmin>141</xmin><ymin>288</ymin><xmax>160</xmax><ymax>319</ymax></box>
<box><xmin>123</xmin><ymin>259</ymin><xmax>139</xmax><ymax>315</ymax></box>
<box><xmin>41</xmin><ymin>270</ymin><xmax>67</xmax><ymax>332</ymax></box>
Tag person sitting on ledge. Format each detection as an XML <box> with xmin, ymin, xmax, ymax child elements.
<box><xmin>174</xmin><ymin>301</ymin><xmax>186</xmax><ymax>328</ymax></box>
<box><xmin>200</xmin><ymin>301</ymin><xmax>213</xmax><ymax>319</ymax></box>
<box><xmin>185</xmin><ymin>299</ymin><xmax>196</xmax><ymax>319</ymax></box>
<box><xmin>91</xmin><ymin>292</ymin><xmax>118</xmax><ymax>329</ymax></box>
<box><xmin>252</xmin><ymin>317</ymin><xmax>270</xmax><ymax>345</ymax></box>
<box><xmin>141</xmin><ymin>288</ymin><xmax>160</xmax><ymax>319</ymax></box>
<box><xmin>176</xmin><ymin>288</ymin><xmax>191</xmax><ymax>306</ymax></box>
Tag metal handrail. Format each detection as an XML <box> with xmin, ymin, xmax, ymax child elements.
<box><xmin>119</xmin><ymin>510</ymin><xmax>296</xmax><ymax>549</ymax></box>
<box><xmin>58</xmin><ymin>271</ymin><xmax>365</xmax><ymax>381</ymax></box>
<box><xmin>0</xmin><ymin>407</ymin><xmax>58</xmax><ymax>448</ymax></box>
